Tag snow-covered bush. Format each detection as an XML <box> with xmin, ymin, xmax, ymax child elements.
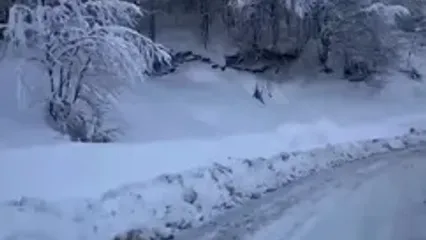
<box><xmin>308</xmin><ymin>0</ymin><xmax>400</xmax><ymax>81</ymax></box>
<box><xmin>3</xmin><ymin>0</ymin><xmax>172</xmax><ymax>142</ymax></box>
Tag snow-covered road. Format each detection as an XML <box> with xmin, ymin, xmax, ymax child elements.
<box><xmin>175</xmin><ymin>147</ymin><xmax>426</xmax><ymax>240</ymax></box>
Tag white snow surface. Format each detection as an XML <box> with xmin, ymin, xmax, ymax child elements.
<box><xmin>1</xmin><ymin>129</ymin><xmax>426</xmax><ymax>240</ymax></box>
<box><xmin>1</xmin><ymin>34</ymin><xmax>426</xmax><ymax>239</ymax></box>
<box><xmin>2</xmin><ymin>112</ymin><xmax>426</xmax><ymax>201</ymax></box>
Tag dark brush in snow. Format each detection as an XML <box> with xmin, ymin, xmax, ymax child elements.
<box><xmin>113</xmin><ymin>228</ymin><xmax>174</xmax><ymax>240</ymax></box>
<box><xmin>148</xmin><ymin>47</ymin><xmax>300</xmax><ymax>79</ymax></box>
<box><xmin>252</xmin><ymin>85</ymin><xmax>265</xmax><ymax>104</ymax></box>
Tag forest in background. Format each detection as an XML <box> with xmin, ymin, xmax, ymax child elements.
<box><xmin>134</xmin><ymin>0</ymin><xmax>425</xmax><ymax>81</ymax></box>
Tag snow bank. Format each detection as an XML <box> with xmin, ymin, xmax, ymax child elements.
<box><xmin>3</xmin><ymin>115</ymin><xmax>425</xmax><ymax>201</ymax></box>
<box><xmin>1</xmin><ymin>128</ymin><xmax>426</xmax><ymax>240</ymax></box>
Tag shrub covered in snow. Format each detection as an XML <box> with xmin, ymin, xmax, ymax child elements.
<box><xmin>3</xmin><ymin>0</ymin><xmax>171</xmax><ymax>142</ymax></box>
<box><xmin>306</xmin><ymin>0</ymin><xmax>403</xmax><ymax>81</ymax></box>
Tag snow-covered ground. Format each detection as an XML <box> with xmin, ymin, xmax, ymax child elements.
<box><xmin>2</xmin><ymin>130</ymin><xmax>426</xmax><ymax>240</ymax></box>
<box><xmin>2</xmin><ymin>32</ymin><xmax>426</xmax><ymax>239</ymax></box>
<box><xmin>119</xmin><ymin>64</ymin><xmax>426</xmax><ymax>143</ymax></box>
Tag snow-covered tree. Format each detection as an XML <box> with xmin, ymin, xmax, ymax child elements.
<box><xmin>307</xmin><ymin>0</ymin><xmax>400</xmax><ymax>80</ymax></box>
<box><xmin>3</xmin><ymin>0</ymin><xmax>171</xmax><ymax>142</ymax></box>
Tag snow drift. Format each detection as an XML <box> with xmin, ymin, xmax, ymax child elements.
<box><xmin>1</xmin><ymin>128</ymin><xmax>426</xmax><ymax>240</ymax></box>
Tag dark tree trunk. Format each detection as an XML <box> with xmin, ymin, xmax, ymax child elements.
<box><xmin>148</xmin><ymin>0</ymin><xmax>156</xmax><ymax>41</ymax></box>
<box><xmin>200</xmin><ymin>0</ymin><xmax>210</xmax><ymax>49</ymax></box>
<box><xmin>270</xmin><ymin>0</ymin><xmax>279</xmax><ymax>48</ymax></box>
